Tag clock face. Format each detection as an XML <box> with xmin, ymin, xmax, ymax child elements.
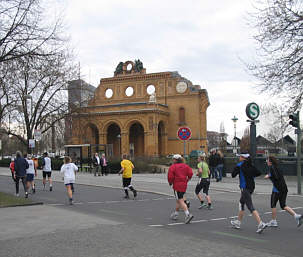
<box><xmin>176</xmin><ymin>81</ymin><xmax>188</xmax><ymax>93</ymax></box>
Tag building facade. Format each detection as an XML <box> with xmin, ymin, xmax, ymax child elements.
<box><xmin>70</xmin><ymin>60</ymin><xmax>210</xmax><ymax>157</ymax></box>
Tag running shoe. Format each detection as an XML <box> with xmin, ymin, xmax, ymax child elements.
<box><xmin>133</xmin><ymin>190</ymin><xmax>137</xmax><ymax>198</ymax></box>
<box><xmin>15</xmin><ymin>193</ymin><xmax>19</xmax><ymax>197</ymax></box>
<box><xmin>50</xmin><ymin>186</ymin><xmax>52</xmax><ymax>192</ymax></box>
<box><xmin>231</xmin><ymin>219</ymin><xmax>241</xmax><ymax>229</ymax></box>
<box><xmin>69</xmin><ymin>198</ymin><xmax>73</xmax><ymax>205</ymax></box>
<box><xmin>185</xmin><ymin>214</ymin><xmax>194</xmax><ymax>224</ymax></box>
<box><xmin>295</xmin><ymin>214</ymin><xmax>303</xmax><ymax>227</ymax></box>
<box><xmin>198</xmin><ymin>203</ymin><xmax>207</xmax><ymax>209</ymax></box>
<box><xmin>170</xmin><ymin>212</ymin><xmax>179</xmax><ymax>221</ymax></box>
<box><xmin>267</xmin><ymin>219</ymin><xmax>278</xmax><ymax>227</ymax></box>
<box><xmin>256</xmin><ymin>222</ymin><xmax>267</xmax><ymax>234</ymax></box>
<box><xmin>207</xmin><ymin>205</ymin><xmax>213</xmax><ymax>210</ymax></box>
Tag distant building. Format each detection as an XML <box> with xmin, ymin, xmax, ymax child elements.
<box><xmin>65</xmin><ymin>79</ymin><xmax>96</xmax><ymax>144</ymax></box>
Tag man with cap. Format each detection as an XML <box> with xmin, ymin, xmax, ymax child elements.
<box><xmin>168</xmin><ymin>154</ymin><xmax>194</xmax><ymax>224</ymax></box>
<box><xmin>231</xmin><ymin>153</ymin><xmax>267</xmax><ymax>233</ymax></box>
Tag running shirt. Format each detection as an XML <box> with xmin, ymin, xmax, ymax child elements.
<box><xmin>197</xmin><ymin>161</ymin><xmax>209</xmax><ymax>178</ymax></box>
<box><xmin>237</xmin><ymin>161</ymin><xmax>246</xmax><ymax>189</ymax></box>
<box><xmin>269</xmin><ymin>172</ymin><xmax>279</xmax><ymax>193</ymax></box>
<box><xmin>121</xmin><ymin>159</ymin><xmax>134</xmax><ymax>178</ymax></box>
<box><xmin>26</xmin><ymin>159</ymin><xmax>35</xmax><ymax>174</ymax></box>
<box><xmin>60</xmin><ymin>163</ymin><xmax>78</xmax><ymax>184</ymax></box>
<box><xmin>43</xmin><ymin>157</ymin><xmax>52</xmax><ymax>172</ymax></box>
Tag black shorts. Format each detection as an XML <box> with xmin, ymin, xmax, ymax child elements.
<box><xmin>65</xmin><ymin>183</ymin><xmax>74</xmax><ymax>186</ymax></box>
<box><xmin>195</xmin><ymin>178</ymin><xmax>210</xmax><ymax>195</ymax></box>
<box><xmin>26</xmin><ymin>174</ymin><xmax>34</xmax><ymax>182</ymax></box>
<box><xmin>174</xmin><ymin>191</ymin><xmax>185</xmax><ymax>200</ymax></box>
<box><xmin>43</xmin><ymin>171</ymin><xmax>52</xmax><ymax>178</ymax></box>
<box><xmin>271</xmin><ymin>191</ymin><xmax>287</xmax><ymax>209</ymax></box>
<box><xmin>123</xmin><ymin>178</ymin><xmax>132</xmax><ymax>188</ymax></box>
<box><xmin>239</xmin><ymin>188</ymin><xmax>255</xmax><ymax>213</ymax></box>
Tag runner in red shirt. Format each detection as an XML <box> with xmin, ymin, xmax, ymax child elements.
<box><xmin>168</xmin><ymin>154</ymin><xmax>194</xmax><ymax>224</ymax></box>
<box><xmin>9</xmin><ymin>158</ymin><xmax>15</xmax><ymax>181</ymax></box>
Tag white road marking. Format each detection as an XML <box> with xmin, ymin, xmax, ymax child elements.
<box><xmin>210</xmin><ymin>218</ymin><xmax>227</xmax><ymax>221</ymax></box>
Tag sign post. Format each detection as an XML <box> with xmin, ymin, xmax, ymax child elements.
<box><xmin>177</xmin><ymin>127</ymin><xmax>192</xmax><ymax>157</ymax></box>
<box><xmin>246</xmin><ymin>102</ymin><xmax>260</xmax><ymax>163</ymax></box>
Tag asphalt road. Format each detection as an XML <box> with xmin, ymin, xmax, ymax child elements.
<box><xmin>0</xmin><ymin>175</ymin><xmax>302</xmax><ymax>257</ymax></box>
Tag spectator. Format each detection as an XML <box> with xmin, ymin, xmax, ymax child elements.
<box><xmin>14</xmin><ymin>151</ymin><xmax>29</xmax><ymax>197</ymax></box>
<box><xmin>208</xmin><ymin>149</ymin><xmax>218</xmax><ymax>179</ymax></box>
<box><xmin>216</xmin><ymin>150</ymin><xmax>224</xmax><ymax>182</ymax></box>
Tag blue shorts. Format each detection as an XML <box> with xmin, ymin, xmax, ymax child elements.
<box><xmin>26</xmin><ymin>174</ymin><xmax>34</xmax><ymax>182</ymax></box>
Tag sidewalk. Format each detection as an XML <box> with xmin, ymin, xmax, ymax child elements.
<box><xmin>0</xmin><ymin>167</ymin><xmax>301</xmax><ymax>196</ymax></box>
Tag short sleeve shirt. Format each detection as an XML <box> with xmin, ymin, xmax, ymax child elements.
<box><xmin>121</xmin><ymin>159</ymin><xmax>134</xmax><ymax>178</ymax></box>
<box><xmin>197</xmin><ymin>161</ymin><xmax>209</xmax><ymax>178</ymax></box>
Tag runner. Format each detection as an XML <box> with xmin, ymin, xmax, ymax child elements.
<box><xmin>25</xmin><ymin>154</ymin><xmax>37</xmax><ymax>194</ymax></box>
<box><xmin>60</xmin><ymin>156</ymin><xmax>78</xmax><ymax>205</ymax></box>
<box><xmin>230</xmin><ymin>153</ymin><xmax>267</xmax><ymax>233</ymax></box>
<box><xmin>195</xmin><ymin>155</ymin><xmax>212</xmax><ymax>210</ymax></box>
<box><xmin>42</xmin><ymin>152</ymin><xmax>53</xmax><ymax>191</ymax></box>
<box><xmin>14</xmin><ymin>151</ymin><xmax>29</xmax><ymax>198</ymax></box>
<box><xmin>168</xmin><ymin>154</ymin><xmax>194</xmax><ymax>224</ymax></box>
<box><xmin>265</xmin><ymin>156</ymin><xmax>302</xmax><ymax>227</ymax></box>
<box><xmin>118</xmin><ymin>154</ymin><xmax>137</xmax><ymax>199</ymax></box>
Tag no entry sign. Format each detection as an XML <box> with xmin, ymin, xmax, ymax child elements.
<box><xmin>177</xmin><ymin>127</ymin><xmax>191</xmax><ymax>141</ymax></box>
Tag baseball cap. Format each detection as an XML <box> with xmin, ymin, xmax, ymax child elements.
<box><xmin>172</xmin><ymin>154</ymin><xmax>182</xmax><ymax>160</ymax></box>
<box><xmin>237</xmin><ymin>153</ymin><xmax>250</xmax><ymax>158</ymax></box>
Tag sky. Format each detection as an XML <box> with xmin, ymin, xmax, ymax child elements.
<box><xmin>60</xmin><ymin>0</ymin><xmax>273</xmax><ymax>141</ymax></box>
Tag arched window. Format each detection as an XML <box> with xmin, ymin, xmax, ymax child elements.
<box><xmin>179</xmin><ymin>107</ymin><xmax>185</xmax><ymax>124</ymax></box>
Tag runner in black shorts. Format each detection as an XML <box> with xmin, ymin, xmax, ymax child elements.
<box><xmin>265</xmin><ymin>156</ymin><xmax>302</xmax><ymax>227</ymax></box>
<box><xmin>195</xmin><ymin>155</ymin><xmax>212</xmax><ymax>209</ymax></box>
<box><xmin>231</xmin><ymin>153</ymin><xmax>267</xmax><ymax>234</ymax></box>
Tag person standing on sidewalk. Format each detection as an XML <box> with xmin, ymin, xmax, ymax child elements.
<box><xmin>42</xmin><ymin>152</ymin><xmax>53</xmax><ymax>191</ymax></box>
<box><xmin>14</xmin><ymin>151</ymin><xmax>29</xmax><ymax>198</ymax></box>
<box><xmin>25</xmin><ymin>154</ymin><xmax>37</xmax><ymax>194</ymax></box>
<box><xmin>168</xmin><ymin>154</ymin><xmax>194</xmax><ymax>224</ymax></box>
<box><xmin>216</xmin><ymin>150</ymin><xmax>224</xmax><ymax>182</ymax></box>
<box><xmin>209</xmin><ymin>149</ymin><xmax>218</xmax><ymax>180</ymax></box>
<box><xmin>101</xmin><ymin>153</ymin><xmax>108</xmax><ymax>176</ymax></box>
<box><xmin>119</xmin><ymin>154</ymin><xmax>137</xmax><ymax>199</ymax></box>
<box><xmin>265</xmin><ymin>156</ymin><xmax>302</xmax><ymax>228</ymax></box>
<box><xmin>60</xmin><ymin>156</ymin><xmax>78</xmax><ymax>205</ymax></box>
<box><xmin>195</xmin><ymin>155</ymin><xmax>212</xmax><ymax>210</ymax></box>
<box><xmin>231</xmin><ymin>153</ymin><xmax>267</xmax><ymax>234</ymax></box>
<box><xmin>9</xmin><ymin>157</ymin><xmax>15</xmax><ymax>182</ymax></box>
<box><xmin>93</xmin><ymin>153</ymin><xmax>101</xmax><ymax>176</ymax></box>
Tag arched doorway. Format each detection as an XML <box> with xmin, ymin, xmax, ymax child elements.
<box><xmin>107</xmin><ymin>123</ymin><xmax>121</xmax><ymax>157</ymax></box>
<box><xmin>158</xmin><ymin>121</ymin><xmax>165</xmax><ymax>156</ymax></box>
<box><xmin>129</xmin><ymin>123</ymin><xmax>144</xmax><ymax>157</ymax></box>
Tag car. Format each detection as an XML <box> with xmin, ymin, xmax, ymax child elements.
<box><xmin>189</xmin><ymin>150</ymin><xmax>205</xmax><ymax>158</ymax></box>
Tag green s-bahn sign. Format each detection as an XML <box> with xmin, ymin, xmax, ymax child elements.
<box><xmin>246</xmin><ymin>102</ymin><xmax>260</xmax><ymax>120</ymax></box>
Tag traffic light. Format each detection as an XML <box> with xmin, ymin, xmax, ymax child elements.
<box><xmin>289</xmin><ymin>112</ymin><xmax>300</xmax><ymax>128</ymax></box>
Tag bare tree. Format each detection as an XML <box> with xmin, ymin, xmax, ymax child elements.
<box><xmin>248</xmin><ymin>0</ymin><xmax>303</xmax><ymax>110</ymax></box>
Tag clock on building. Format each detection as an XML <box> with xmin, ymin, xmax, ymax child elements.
<box><xmin>176</xmin><ymin>81</ymin><xmax>188</xmax><ymax>93</ymax></box>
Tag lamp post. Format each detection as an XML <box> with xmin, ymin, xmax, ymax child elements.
<box><xmin>231</xmin><ymin>115</ymin><xmax>238</xmax><ymax>154</ymax></box>
<box><xmin>25</xmin><ymin>95</ymin><xmax>33</xmax><ymax>154</ymax></box>
<box><xmin>117</xmin><ymin>134</ymin><xmax>121</xmax><ymax>158</ymax></box>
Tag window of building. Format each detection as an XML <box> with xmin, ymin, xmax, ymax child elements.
<box><xmin>179</xmin><ymin>107</ymin><xmax>185</xmax><ymax>125</ymax></box>
<box><xmin>147</xmin><ymin>85</ymin><xmax>155</xmax><ymax>95</ymax></box>
<box><xmin>125</xmin><ymin>86</ymin><xmax>134</xmax><ymax>97</ymax></box>
<box><xmin>105</xmin><ymin>88</ymin><xmax>113</xmax><ymax>98</ymax></box>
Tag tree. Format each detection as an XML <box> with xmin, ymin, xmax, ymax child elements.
<box><xmin>259</xmin><ymin>103</ymin><xmax>291</xmax><ymax>153</ymax></box>
<box><xmin>248</xmin><ymin>0</ymin><xmax>303</xmax><ymax>110</ymax></box>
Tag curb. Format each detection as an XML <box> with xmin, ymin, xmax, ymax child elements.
<box><xmin>0</xmin><ymin>201</ymin><xmax>43</xmax><ymax>209</ymax></box>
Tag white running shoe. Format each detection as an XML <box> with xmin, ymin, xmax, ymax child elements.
<box><xmin>256</xmin><ymin>222</ymin><xmax>267</xmax><ymax>234</ymax></box>
<box><xmin>15</xmin><ymin>193</ymin><xmax>19</xmax><ymax>197</ymax></box>
<box><xmin>295</xmin><ymin>215</ymin><xmax>303</xmax><ymax>227</ymax></box>
<box><xmin>170</xmin><ymin>212</ymin><xmax>179</xmax><ymax>220</ymax></box>
<box><xmin>185</xmin><ymin>214</ymin><xmax>194</xmax><ymax>224</ymax></box>
<box><xmin>231</xmin><ymin>219</ymin><xmax>241</xmax><ymax>229</ymax></box>
<box><xmin>267</xmin><ymin>219</ymin><xmax>278</xmax><ymax>227</ymax></box>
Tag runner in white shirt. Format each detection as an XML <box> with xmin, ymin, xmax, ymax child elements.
<box><xmin>60</xmin><ymin>156</ymin><xmax>78</xmax><ymax>205</ymax></box>
<box><xmin>25</xmin><ymin>154</ymin><xmax>37</xmax><ymax>195</ymax></box>
<box><xmin>42</xmin><ymin>152</ymin><xmax>53</xmax><ymax>191</ymax></box>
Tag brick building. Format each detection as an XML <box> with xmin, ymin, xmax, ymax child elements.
<box><xmin>70</xmin><ymin>60</ymin><xmax>210</xmax><ymax>157</ymax></box>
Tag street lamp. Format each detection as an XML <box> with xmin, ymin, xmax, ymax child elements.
<box><xmin>231</xmin><ymin>115</ymin><xmax>238</xmax><ymax>154</ymax></box>
<box><xmin>117</xmin><ymin>134</ymin><xmax>121</xmax><ymax>158</ymax></box>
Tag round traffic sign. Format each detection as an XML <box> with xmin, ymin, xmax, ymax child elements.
<box><xmin>246</xmin><ymin>102</ymin><xmax>260</xmax><ymax>120</ymax></box>
<box><xmin>177</xmin><ymin>127</ymin><xmax>191</xmax><ymax>141</ymax></box>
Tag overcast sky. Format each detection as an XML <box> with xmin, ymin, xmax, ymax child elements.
<box><xmin>62</xmin><ymin>0</ymin><xmax>272</xmax><ymax>141</ymax></box>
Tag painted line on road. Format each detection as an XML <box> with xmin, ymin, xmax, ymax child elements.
<box><xmin>212</xmin><ymin>231</ymin><xmax>266</xmax><ymax>243</ymax></box>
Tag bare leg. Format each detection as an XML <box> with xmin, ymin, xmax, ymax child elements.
<box><xmin>177</xmin><ymin>199</ymin><xmax>188</xmax><ymax>212</ymax></box>
<box><xmin>272</xmin><ymin>208</ymin><xmax>277</xmax><ymax>220</ymax></box>
<box><xmin>284</xmin><ymin>206</ymin><xmax>296</xmax><ymax>216</ymax></box>
<box><xmin>238</xmin><ymin>210</ymin><xmax>245</xmax><ymax>222</ymax></box>
<box><xmin>206</xmin><ymin>195</ymin><xmax>211</xmax><ymax>204</ymax></box>
<box><xmin>175</xmin><ymin>200</ymin><xmax>180</xmax><ymax>211</ymax></box>
<box><xmin>197</xmin><ymin>193</ymin><xmax>203</xmax><ymax>202</ymax></box>
<box><xmin>66</xmin><ymin>185</ymin><xmax>73</xmax><ymax>199</ymax></box>
<box><xmin>252</xmin><ymin>210</ymin><xmax>262</xmax><ymax>224</ymax></box>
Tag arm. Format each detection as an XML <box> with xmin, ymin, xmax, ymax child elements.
<box><xmin>187</xmin><ymin>166</ymin><xmax>193</xmax><ymax>181</ymax></box>
<box><xmin>167</xmin><ymin>166</ymin><xmax>175</xmax><ymax>185</ymax></box>
<box><xmin>232</xmin><ymin>166</ymin><xmax>240</xmax><ymax>178</ymax></box>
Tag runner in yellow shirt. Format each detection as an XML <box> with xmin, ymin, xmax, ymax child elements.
<box><xmin>119</xmin><ymin>154</ymin><xmax>137</xmax><ymax>199</ymax></box>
